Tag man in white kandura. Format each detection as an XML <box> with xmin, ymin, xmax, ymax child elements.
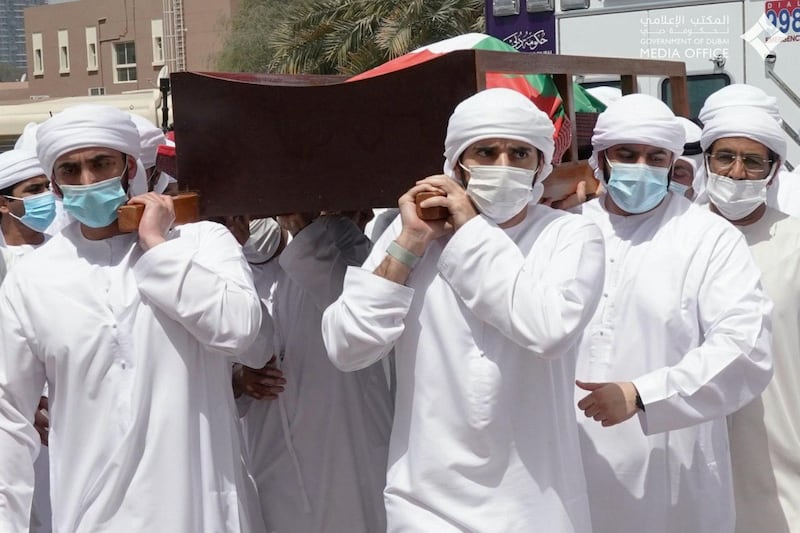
<box><xmin>574</xmin><ymin>93</ymin><xmax>773</xmax><ymax>533</ymax></box>
<box><xmin>127</xmin><ymin>113</ymin><xmax>177</xmax><ymax>194</ymax></box>
<box><xmin>0</xmin><ymin>149</ymin><xmax>55</xmax><ymax>269</ymax></box>
<box><xmin>12</xmin><ymin>122</ymin><xmax>72</xmax><ymax>237</ymax></box>
<box><xmin>699</xmin><ymin>83</ymin><xmax>800</xmax><ymax>216</ymax></box>
<box><xmin>322</xmin><ymin>87</ymin><xmax>605</xmax><ymax>532</ymax></box>
<box><xmin>669</xmin><ymin>117</ymin><xmax>703</xmax><ymax>201</ymax></box>
<box><xmin>700</xmin><ymin>104</ymin><xmax>800</xmax><ymax>532</ymax></box>
<box><xmin>0</xmin><ymin>149</ymin><xmax>57</xmax><ymax>533</ymax></box>
<box><xmin>236</xmin><ymin>212</ymin><xmax>392</xmax><ymax>533</ymax></box>
<box><xmin>0</xmin><ymin>104</ymin><xmax>267</xmax><ymax>532</ymax></box>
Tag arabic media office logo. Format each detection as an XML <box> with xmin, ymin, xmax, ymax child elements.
<box><xmin>741</xmin><ymin>14</ymin><xmax>788</xmax><ymax>59</ymax></box>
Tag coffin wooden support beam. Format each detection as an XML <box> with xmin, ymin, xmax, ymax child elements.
<box><xmin>170</xmin><ymin>49</ymin><xmax>687</xmax><ymax>217</ymax></box>
<box><xmin>553</xmin><ymin>73</ymin><xmax>577</xmax><ymax>163</ymax></box>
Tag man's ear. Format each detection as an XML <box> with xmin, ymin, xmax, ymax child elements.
<box><xmin>534</xmin><ymin>150</ymin><xmax>544</xmax><ymax>183</ymax></box>
<box><xmin>0</xmin><ymin>196</ymin><xmax>9</xmax><ymax>214</ymax></box>
<box><xmin>599</xmin><ymin>150</ymin><xmax>610</xmax><ymax>183</ymax></box>
<box><xmin>454</xmin><ymin>158</ymin><xmax>467</xmax><ymax>187</ymax></box>
<box><xmin>120</xmin><ymin>154</ymin><xmax>137</xmax><ymax>193</ymax></box>
<box><xmin>125</xmin><ymin>154</ymin><xmax>137</xmax><ymax>180</ymax></box>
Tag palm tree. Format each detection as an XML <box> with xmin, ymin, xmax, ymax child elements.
<box><xmin>215</xmin><ymin>0</ymin><xmax>287</xmax><ymax>72</ymax></box>
<box><xmin>267</xmin><ymin>0</ymin><xmax>485</xmax><ymax>75</ymax></box>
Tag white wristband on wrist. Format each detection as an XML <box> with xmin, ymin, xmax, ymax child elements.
<box><xmin>386</xmin><ymin>240</ymin><xmax>421</xmax><ymax>269</ymax></box>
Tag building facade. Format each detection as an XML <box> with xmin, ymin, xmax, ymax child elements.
<box><xmin>23</xmin><ymin>0</ymin><xmax>238</xmax><ymax>98</ymax></box>
<box><xmin>0</xmin><ymin>0</ymin><xmax>46</xmax><ymax>72</ymax></box>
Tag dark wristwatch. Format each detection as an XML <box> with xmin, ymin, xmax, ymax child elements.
<box><xmin>635</xmin><ymin>390</ymin><xmax>645</xmax><ymax>412</ymax></box>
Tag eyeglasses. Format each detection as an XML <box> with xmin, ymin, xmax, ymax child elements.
<box><xmin>707</xmin><ymin>151</ymin><xmax>773</xmax><ymax>176</ymax></box>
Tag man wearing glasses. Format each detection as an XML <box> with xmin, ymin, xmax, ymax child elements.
<box><xmin>701</xmin><ymin>104</ymin><xmax>800</xmax><ymax>533</ymax></box>
<box><xmin>698</xmin><ymin>83</ymin><xmax>800</xmax><ymax>218</ymax></box>
<box><xmin>573</xmin><ymin>94</ymin><xmax>773</xmax><ymax>533</ymax></box>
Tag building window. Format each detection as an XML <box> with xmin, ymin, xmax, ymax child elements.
<box><xmin>113</xmin><ymin>41</ymin><xmax>137</xmax><ymax>83</ymax></box>
<box><xmin>58</xmin><ymin>30</ymin><xmax>70</xmax><ymax>73</ymax></box>
<box><xmin>151</xmin><ymin>19</ymin><xmax>164</xmax><ymax>65</ymax></box>
<box><xmin>32</xmin><ymin>33</ymin><xmax>44</xmax><ymax>75</ymax></box>
<box><xmin>86</xmin><ymin>27</ymin><xmax>98</xmax><ymax>71</ymax></box>
<box><xmin>88</xmin><ymin>43</ymin><xmax>97</xmax><ymax>69</ymax></box>
<box><xmin>88</xmin><ymin>87</ymin><xmax>106</xmax><ymax>96</ymax></box>
<box><xmin>60</xmin><ymin>46</ymin><xmax>69</xmax><ymax>71</ymax></box>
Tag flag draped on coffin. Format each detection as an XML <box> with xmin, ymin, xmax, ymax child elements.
<box><xmin>348</xmin><ymin>33</ymin><xmax>606</xmax><ymax>164</ymax></box>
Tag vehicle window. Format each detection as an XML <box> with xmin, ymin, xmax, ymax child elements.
<box><xmin>580</xmin><ymin>79</ymin><xmax>621</xmax><ymax>91</ymax></box>
<box><xmin>662</xmin><ymin>73</ymin><xmax>730</xmax><ymax>119</ymax></box>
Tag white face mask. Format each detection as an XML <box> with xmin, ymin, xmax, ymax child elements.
<box><xmin>460</xmin><ymin>164</ymin><xmax>541</xmax><ymax>224</ymax></box>
<box><xmin>705</xmin><ymin>170</ymin><xmax>772</xmax><ymax>220</ymax></box>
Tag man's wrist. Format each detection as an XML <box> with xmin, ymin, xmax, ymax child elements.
<box><xmin>386</xmin><ymin>240</ymin><xmax>421</xmax><ymax>269</ymax></box>
<box><xmin>395</xmin><ymin>231</ymin><xmax>428</xmax><ymax>257</ymax></box>
<box><xmin>139</xmin><ymin>234</ymin><xmax>167</xmax><ymax>251</ymax></box>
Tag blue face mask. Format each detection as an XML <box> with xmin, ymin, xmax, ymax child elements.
<box><xmin>5</xmin><ymin>190</ymin><xmax>57</xmax><ymax>233</ymax></box>
<box><xmin>668</xmin><ymin>181</ymin><xmax>690</xmax><ymax>197</ymax></box>
<box><xmin>60</xmin><ymin>176</ymin><xmax>128</xmax><ymax>228</ymax></box>
<box><xmin>606</xmin><ymin>161</ymin><xmax>670</xmax><ymax>214</ymax></box>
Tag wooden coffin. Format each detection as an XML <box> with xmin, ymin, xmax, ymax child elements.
<box><xmin>170</xmin><ymin>49</ymin><xmax>688</xmax><ymax>217</ymax></box>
